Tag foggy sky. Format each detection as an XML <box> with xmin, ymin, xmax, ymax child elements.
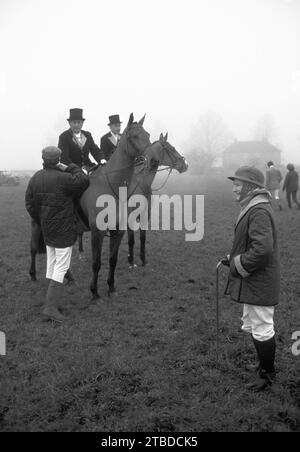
<box><xmin>0</xmin><ymin>0</ymin><xmax>300</xmax><ymax>169</ymax></box>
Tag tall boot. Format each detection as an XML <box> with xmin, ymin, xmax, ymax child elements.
<box><xmin>245</xmin><ymin>335</ymin><xmax>260</xmax><ymax>372</ymax></box>
<box><xmin>42</xmin><ymin>280</ymin><xmax>67</xmax><ymax>323</ymax></box>
<box><xmin>246</xmin><ymin>336</ymin><xmax>276</xmax><ymax>391</ymax></box>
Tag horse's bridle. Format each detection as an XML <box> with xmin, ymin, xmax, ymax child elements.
<box><xmin>103</xmin><ymin>125</ymin><xmax>151</xmax><ymax>199</ymax></box>
<box><xmin>150</xmin><ymin>140</ymin><xmax>187</xmax><ymax>172</ymax></box>
<box><xmin>124</xmin><ymin>125</ymin><xmax>151</xmax><ymax>159</ymax></box>
<box><xmin>134</xmin><ymin>140</ymin><xmax>187</xmax><ymax>193</ymax></box>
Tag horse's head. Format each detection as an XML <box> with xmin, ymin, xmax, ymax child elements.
<box><xmin>144</xmin><ymin>133</ymin><xmax>188</xmax><ymax>173</ymax></box>
<box><xmin>119</xmin><ymin>113</ymin><xmax>151</xmax><ymax>158</ymax></box>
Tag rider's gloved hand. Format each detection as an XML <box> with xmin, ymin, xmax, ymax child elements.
<box><xmin>100</xmin><ymin>159</ymin><xmax>107</xmax><ymax>165</ymax></box>
<box><xmin>221</xmin><ymin>254</ymin><xmax>230</xmax><ymax>267</ymax></box>
<box><xmin>56</xmin><ymin>163</ymin><xmax>68</xmax><ymax>172</ymax></box>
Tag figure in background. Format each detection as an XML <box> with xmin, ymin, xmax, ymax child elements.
<box><xmin>283</xmin><ymin>163</ymin><xmax>300</xmax><ymax>209</ymax></box>
<box><xmin>265</xmin><ymin>161</ymin><xmax>283</xmax><ymax>211</ymax></box>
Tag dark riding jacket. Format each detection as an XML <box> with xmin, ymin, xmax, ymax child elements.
<box><xmin>225</xmin><ymin>192</ymin><xmax>280</xmax><ymax>307</ymax></box>
<box><xmin>100</xmin><ymin>132</ymin><xmax>120</xmax><ymax>161</ymax></box>
<box><xmin>25</xmin><ymin>163</ymin><xmax>89</xmax><ymax>248</ymax></box>
<box><xmin>58</xmin><ymin>129</ymin><xmax>103</xmax><ymax>167</ymax></box>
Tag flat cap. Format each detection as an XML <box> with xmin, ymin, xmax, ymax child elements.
<box><xmin>42</xmin><ymin>146</ymin><xmax>62</xmax><ymax>160</ymax></box>
<box><xmin>228</xmin><ymin>166</ymin><xmax>265</xmax><ymax>188</ymax></box>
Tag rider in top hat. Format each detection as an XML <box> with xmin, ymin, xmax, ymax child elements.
<box><xmin>100</xmin><ymin>114</ymin><xmax>122</xmax><ymax>161</ymax></box>
<box><xmin>58</xmin><ymin>108</ymin><xmax>105</xmax><ymax>170</ymax></box>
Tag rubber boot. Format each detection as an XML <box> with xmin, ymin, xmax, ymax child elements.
<box><xmin>42</xmin><ymin>280</ymin><xmax>67</xmax><ymax>323</ymax></box>
<box><xmin>245</xmin><ymin>335</ymin><xmax>261</xmax><ymax>372</ymax></box>
<box><xmin>246</xmin><ymin>336</ymin><xmax>276</xmax><ymax>391</ymax></box>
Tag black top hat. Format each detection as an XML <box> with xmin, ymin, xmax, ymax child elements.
<box><xmin>108</xmin><ymin>114</ymin><xmax>122</xmax><ymax>126</ymax></box>
<box><xmin>68</xmin><ymin>108</ymin><xmax>85</xmax><ymax>121</ymax></box>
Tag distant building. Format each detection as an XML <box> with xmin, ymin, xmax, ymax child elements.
<box><xmin>223</xmin><ymin>140</ymin><xmax>281</xmax><ymax>170</ymax></box>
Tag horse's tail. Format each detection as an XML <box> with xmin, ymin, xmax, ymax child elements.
<box><xmin>31</xmin><ymin>221</ymin><xmax>46</xmax><ymax>254</ymax></box>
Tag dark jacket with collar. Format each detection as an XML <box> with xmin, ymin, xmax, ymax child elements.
<box><xmin>25</xmin><ymin>163</ymin><xmax>89</xmax><ymax>248</ymax></box>
<box><xmin>58</xmin><ymin>129</ymin><xmax>103</xmax><ymax>166</ymax></box>
<box><xmin>283</xmin><ymin>169</ymin><xmax>299</xmax><ymax>193</ymax></box>
<box><xmin>225</xmin><ymin>193</ymin><xmax>280</xmax><ymax>307</ymax></box>
<box><xmin>266</xmin><ymin>166</ymin><xmax>282</xmax><ymax>190</ymax></box>
<box><xmin>100</xmin><ymin>132</ymin><xmax>119</xmax><ymax>161</ymax></box>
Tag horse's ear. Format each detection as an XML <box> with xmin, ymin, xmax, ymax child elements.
<box><xmin>159</xmin><ymin>133</ymin><xmax>164</xmax><ymax>141</ymax></box>
<box><xmin>164</xmin><ymin>132</ymin><xmax>168</xmax><ymax>142</ymax></box>
<box><xmin>138</xmin><ymin>113</ymin><xmax>146</xmax><ymax>126</ymax></box>
<box><xmin>127</xmin><ymin>113</ymin><xmax>134</xmax><ymax>128</ymax></box>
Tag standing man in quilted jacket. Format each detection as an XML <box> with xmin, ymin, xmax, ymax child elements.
<box><xmin>222</xmin><ymin>166</ymin><xmax>280</xmax><ymax>391</ymax></box>
<box><xmin>25</xmin><ymin>146</ymin><xmax>89</xmax><ymax>322</ymax></box>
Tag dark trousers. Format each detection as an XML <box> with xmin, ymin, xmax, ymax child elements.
<box><xmin>286</xmin><ymin>190</ymin><xmax>300</xmax><ymax>208</ymax></box>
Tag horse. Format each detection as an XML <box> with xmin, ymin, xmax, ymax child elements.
<box><xmin>29</xmin><ymin>113</ymin><xmax>152</xmax><ymax>301</ymax></box>
<box><xmin>127</xmin><ymin>133</ymin><xmax>188</xmax><ymax>268</ymax></box>
<box><xmin>76</xmin><ymin>113</ymin><xmax>153</xmax><ymax>300</ymax></box>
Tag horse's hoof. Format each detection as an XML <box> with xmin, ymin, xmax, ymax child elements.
<box><xmin>30</xmin><ymin>276</ymin><xmax>37</xmax><ymax>282</ymax></box>
<box><xmin>89</xmin><ymin>297</ymin><xmax>103</xmax><ymax>306</ymax></box>
<box><xmin>90</xmin><ymin>290</ymin><xmax>100</xmax><ymax>300</ymax></box>
<box><xmin>129</xmin><ymin>264</ymin><xmax>138</xmax><ymax>270</ymax></box>
<box><xmin>65</xmin><ymin>279</ymin><xmax>75</xmax><ymax>286</ymax></box>
<box><xmin>108</xmin><ymin>289</ymin><xmax>117</xmax><ymax>297</ymax></box>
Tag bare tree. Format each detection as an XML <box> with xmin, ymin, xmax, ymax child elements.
<box><xmin>186</xmin><ymin>111</ymin><xmax>233</xmax><ymax>174</ymax></box>
<box><xmin>252</xmin><ymin>114</ymin><xmax>278</xmax><ymax>143</ymax></box>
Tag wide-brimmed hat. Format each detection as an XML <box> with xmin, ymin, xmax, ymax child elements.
<box><xmin>42</xmin><ymin>146</ymin><xmax>62</xmax><ymax>161</ymax></box>
<box><xmin>68</xmin><ymin>108</ymin><xmax>85</xmax><ymax>121</ymax></box>
<box><xmin>108</xmin><ymin>114</ymin><xmax>121</xmax><ymax>126</ymax></box>
<box><xmin>228</xmin><ymin>166</ymin><xmax>265</xmax><ymax>188</ymax></box>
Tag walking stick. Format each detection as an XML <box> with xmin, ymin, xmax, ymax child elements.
<box><xmin>216</xmin><ymin>261</ymin><xmax>223</xmax><ymax>362</ymax></box>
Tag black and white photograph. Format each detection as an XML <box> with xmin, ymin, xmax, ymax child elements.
<box><xmin>0</xmin><ymin>0</ymin><xmax>299</xmax><ymax>435</ymax></box>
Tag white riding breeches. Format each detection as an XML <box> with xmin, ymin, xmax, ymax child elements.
<box><xmin>46</xmin><ymin>246</ymin><xmax>73</xmax><ymax>283</ymax></box>
<box><xmin>241</xmin><ymin>304</ymin><xmax>275</xmax><ymax>342</ymax></box>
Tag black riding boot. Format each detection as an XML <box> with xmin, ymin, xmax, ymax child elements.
<box><xmin>246</xmin><ymin>336</ymin><xmax>276</xmax><ymax>391</ymax></box>
<box><xmin>245</xmin><ymin>335</ymin><xmax>261</xmax><ymax>372</ymax></box>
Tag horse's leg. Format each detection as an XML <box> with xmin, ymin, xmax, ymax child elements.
<box><xmin>29</xmin><ymin>242</ymin><xmax>37</xmax><ymax>281</ymax></box>
<box><xmin>140</xmin><ymin>229</ymin><xmax>147</xmax><ymax>266</ymax></box>
<box><xmin>65</xmin><ymin>269</ymin><xmax>74</xmax><ymax>282</ymax></box>
<box><xmin>29</xmin><ymin>221</ymin><xmax>41</xmax><ymax>281</ymax></box>
<box><xmin>78</xmin><ymin>232</ymin><xmax>84</xmax><ymax>253</ymax></box>
<box><xmin>127</xmin><ymin>228</ymin><xmax>135</xmax><ymax>267</ymax></box>
<box><xmin>107</xmin><ymin>230</ymin><xmax>125</xmax><ymax>295</ymax></box>
<box><xmin>90</xmin><ymin>228</ymin><xmax>104</xmax><ymax>300</ymax></box>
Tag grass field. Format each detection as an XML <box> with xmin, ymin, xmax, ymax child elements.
<box><xmin>0</xmin><ymin>174</ymin><xmax>299</xmax><ymax>432</ymax></box>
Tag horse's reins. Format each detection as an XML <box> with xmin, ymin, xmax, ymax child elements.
<box><xmin>151</xmin><ymin>141</ymin><xmax>186</xmax><ymax>192</ymax></box>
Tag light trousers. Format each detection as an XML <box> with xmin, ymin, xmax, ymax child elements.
<box><xmin>241</xmin><ymin>304</ymin><xmax>275</xmax><ymax>342</ymax></box>
<box><xmin>46</xmin><ymin>246</ymin><xmax>73</xmax><ymax>283</ymax></box>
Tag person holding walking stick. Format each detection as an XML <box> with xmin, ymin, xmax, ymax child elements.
<box><xmin>221</xmin><ymin>166</ymin><xmax>280</xmax><ymax>392</ymax></box>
